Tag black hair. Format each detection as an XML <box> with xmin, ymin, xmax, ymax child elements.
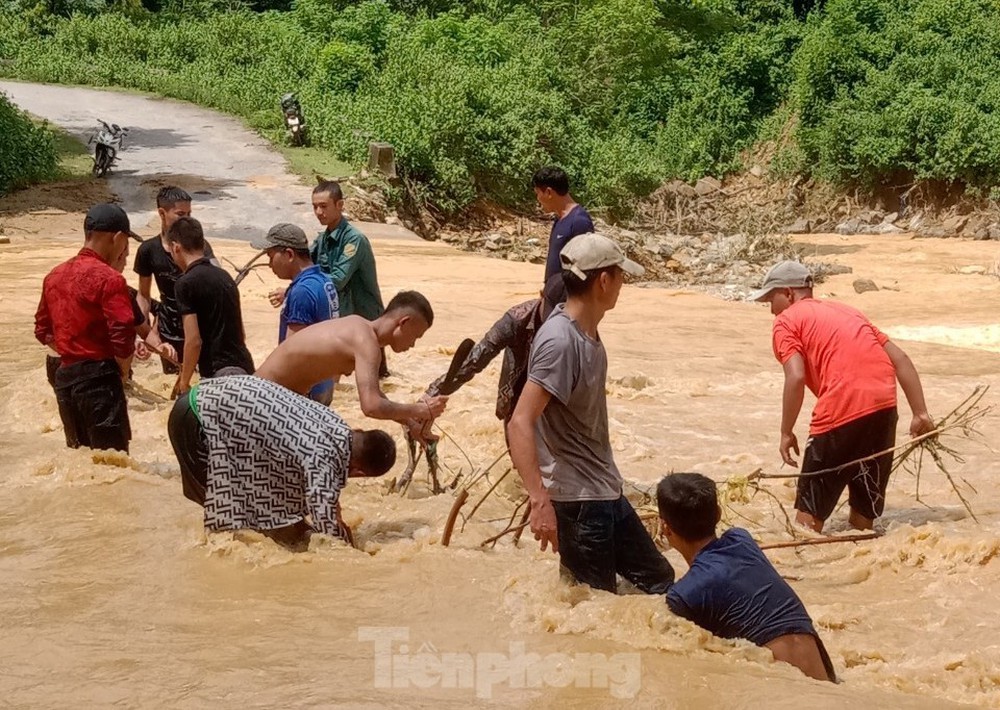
<box><xmin>353</xmin><ymin>429</ymin><xmax>397</xmax><ymax>476</ymax></box>
<box><xmin>656</xmin><ymin>473</ymin><xmax>720</xmax><ymax>541</ymax></box>
<box><xmin>292</xmin><ymin>248</ymin><xmax>312</xmax><ymax>260</ymax></box>
<box><xmin>562</xmin><ymin>265</ymin><xmax>618</xmax><ymax>297</ymax></box>
<box><xmin>166</xmin><ymin>216</ymin><xmax>205</xmax><ymax>251</ymax></box>
<box><xmin>313</xmin><ymin>180</ymin><xmax>344</xmax><ymax>201</ymax></box>
<box><xmin>531</xmin><ymin>166</ymin><xmax>570</xmax><ymax>195</ymax></box>
<box><xmin>156</xmin><ymin>186</ymin><xmax>192</xmax><ymax>210</ymax></box>
<box><xmin>385</xmin><ymin>290</ymin><xmax>434</xmax><ymax>327</ymax></box>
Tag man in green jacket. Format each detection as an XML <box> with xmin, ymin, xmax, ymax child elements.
<box><xmin>310</xmin><ymin>180</ymin><xmax>384</xmax><ymax>322</ymax></box>
<box><xmin>272</xmin><ymin>179</ymin><xmax>388</xmax><ymax>375</ymax></box>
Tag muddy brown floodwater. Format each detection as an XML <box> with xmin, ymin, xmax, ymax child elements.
<box><xmin>1</xmin><ymin>200</ymin><xmax>999</xmax><ymax>708</ymax></box>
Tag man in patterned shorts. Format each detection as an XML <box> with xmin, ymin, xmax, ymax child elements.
<box><xmin>167</xmin><ymin>375</ymin><xmax>396</xmax><ymax>547</ymax></box>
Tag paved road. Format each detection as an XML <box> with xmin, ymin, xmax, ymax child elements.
<box><xmin>0</xmin><ymin>80</ymin><xmax>417</xmax><ymax>241</ymax></box>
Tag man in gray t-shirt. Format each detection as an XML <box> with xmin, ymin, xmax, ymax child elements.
<box><xmin>508</xmin><ymin>233</ymin><xmax>675</xmax><ymax>594</ymax></box>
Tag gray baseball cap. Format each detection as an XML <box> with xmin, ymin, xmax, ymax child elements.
<box><xmin>251</xmin><ymin>223</ymin><xmax>309</xmax><ymax>251</ymax></box>
<box><xmin>749</xmin><ymin>260</ymin><xmax>814</xmax><ymax>301</ymax></box>
<box><xmin>560</xmin><ymin>232</ymin><xmax>644</xmax><ymax>280</ymax></box>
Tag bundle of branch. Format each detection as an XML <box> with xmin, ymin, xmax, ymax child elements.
<box><xmin>751</xmin><ymin>385</ymin><xmax>992</xmax><ymax>522</ymax></box>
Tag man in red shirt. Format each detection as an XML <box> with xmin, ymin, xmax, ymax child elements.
<box><xmin>35</xmin><ymin>203</ymin><xmax>138</xmax><ymax>452</ymax></box>
<box><xmin>752</xmin><ymin>261</ymin><xmax>934</xmax><ymax>532</ymax></box>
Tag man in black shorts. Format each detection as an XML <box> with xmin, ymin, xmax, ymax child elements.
<box><xmin>168</xmin><ymin>375</ymin><xmax>397</xmax><ymax>546</ymax></box>
<box><xmin>752</xmin><ymin>260</ymin><xmax>934</xmax><ymax>531</ymax></box>
<box><xmin>166</xmin><ymin>216</ymin><xmax>255</xmax><ymax>397</ymax></box>
<box><xmin>134</xmin><ymin>186</ymin><xmax>218</xmax><ymax>374</ymax></box>
<box><xmin>35</xmin><ymin>204</ymin><xmax>138</xmax><ymax>452</ymax></box>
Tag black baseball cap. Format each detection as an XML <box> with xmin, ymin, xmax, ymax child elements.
<box><xmin>84</xmin><ymin>203</ymin><xmax>142</xmax><ymax>242</ymax></box>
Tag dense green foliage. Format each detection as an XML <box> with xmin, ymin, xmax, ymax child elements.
<box><xmin>1</xmin><ymin>0</ymin><xmax>996</xmax><ymax>212</ymax></box>
<box><xmin>0</xmin><ymin>93</ymin><xmax>59</xmax><ymax>195</ymax></box>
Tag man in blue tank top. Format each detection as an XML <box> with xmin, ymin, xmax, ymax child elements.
<box><xmin>255</xmin><ymin>223</ymin><xmax>340</xmax><ymax>405</ymax></box>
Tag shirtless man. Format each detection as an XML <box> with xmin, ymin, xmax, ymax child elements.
<box><xmin>255</xmin><ymin>290</ymin><xmax>448</xmax><ymax>432</ymax></box>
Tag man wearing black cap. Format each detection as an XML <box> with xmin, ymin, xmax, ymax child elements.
<box><xmin>167</xmin><ymin>216</ymin><xmax>255</xmax><ymax>398</ymax></box>
<box><xmin>34</xmin><ymin>203</ymin><xmax>139</xmax><ymax>452</ymax></box>
<box><xmin>255</xmin><ymin>223</ymin><xmax>339</xmax><ymax>405</ymax></box>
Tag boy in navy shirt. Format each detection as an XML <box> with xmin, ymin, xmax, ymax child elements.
<box><xmin>256</xmin><ymin>223</ymin><xmax>339</xmax><ymax>404</ymax></box>
<box><xmin>657</xmin><ymin>472</ymin><xmax>836</xmax><ymax>682</ymax></box>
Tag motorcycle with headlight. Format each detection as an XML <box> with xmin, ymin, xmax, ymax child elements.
<box><xmin>89</xmin><ymin>119</ymin><xmax>128</xmax><ymax>177</ymax></box>
<box><xmin>280</xmin><ymin>93</ymin><xmax>306</xmax><ymax>147</ymax></box>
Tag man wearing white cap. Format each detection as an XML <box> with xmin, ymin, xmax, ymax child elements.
<box><xmin>751</xmin><ymin>260</ymin><xmax>934</xmax><ymax>532</ymax></box>
<box><xmin>508</xmin><ymin>233</ymin><xmax>675</xmax><ymax>594</ymax></box>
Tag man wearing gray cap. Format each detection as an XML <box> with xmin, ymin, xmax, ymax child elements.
<box><xmin>751</xmin><ymin>260</ymin><xmax>934</xmax><ymax>533</ymax></box>
<box><xmin>254</xmin><ymin>223</ymin><xmax>339</xmax><ymax>404</ymax></box>
<box><xmin>508</xmin><ymin>233</ymin><xmax>675</xmax><ymax>595</ymax></box>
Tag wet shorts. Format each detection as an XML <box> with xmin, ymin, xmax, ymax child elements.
<box><xmin>54</xmin><ymin>359</ymin><xmax>131</xmax><ymax>453</ymax></box>
<box><xmin>167</xmin><ymin>393</ymin><xmax>209</xmax><ymax>506</ymax></box>
<box><xmin>796</xmin><ymin>407</ymin><xmax>898</xmax><ymax>522</ymax></box>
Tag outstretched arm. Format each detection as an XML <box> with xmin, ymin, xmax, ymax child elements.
<box><xmin>426</xmin><ymin>309</ymin><xmax>521</xmax><ymax>397</ymax></box>
<box><xmin>779</xmin><ymin>353</ymin><xmax>806</xmax><ymax>467</ymax></box>
<box><xmin>355</xmin><ymin>334</ymin><xmax>447</xmax><ymax>423</ymax></box>
<box><xmin>884</xmin><ymin>341</ymin><xmax>934</xmax><ymax>437</ymax></box>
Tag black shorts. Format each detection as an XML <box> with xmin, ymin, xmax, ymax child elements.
<box><xmin>53</xmin><ymin>359</ymin><xmax>131</xmax><ymax>453</ymax></box>
<box><xmin>45</xmin><ymin>354</ymin><xmax>61</xmax><ymax>389</ymax></box>
<box><xmin>552</xmin><ymin>495</ymin><xmax>675</xmax><ymax>595</ymax></box>
<box><xmin>167</xmin><ymin>394</ymin><xmax>209</xmax><ymax>506</ymax></box>
<box><xmin>796</xmin><ymin>407</ymin><xmax>898</xmax><ymax>522</ymax></box>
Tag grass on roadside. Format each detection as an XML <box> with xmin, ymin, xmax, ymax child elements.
<box><xmin>273</xmin><ymin>143</ymin><xmax>355</xmax><ymax>186</ymax></box>
<box><xmin>49</xmin><ymin>124</ymin><xmax>94</xmax><ymax>180</ymax></box>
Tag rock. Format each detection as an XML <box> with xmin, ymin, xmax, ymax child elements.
<box><xmin>941</xmin><ymin>215</ymin><xmax>969</xmax><ymax>235</ymax></box>
<box><xmin>811</xmin><ymin>263</ymin><xmax>853</xmax><ymax>280</ymax></box>
<box><xmin>749</xmin><ymin>165</ymin><xmax>765</xmax><ymax>178</ymax></box>
<box><xmin>694</xmin><ymin>177</ymin><xmax>722</xmax><ymax>196</ymax></box>
<box><xmin>665</xmin><ymin>258</ymin><xmax>685</xmax><ymax>273</ymax></box>
<box><xmin>907</xmin><ymin>212</ymin><xmax>925</xmax><ymax>231</ymax></box>
<box><xmin>856</xmin><ymin>209</ymin><xmax>884</xmax><ymax>225</ymax></box>
<box><xmin>868</xmin><ymin>223</ymin><xmax>904</xmax><ymax>235</ymax></box>
<box><xmin>988</xmin><ymin>223</ymin><xmax>1000</xmax><ymax>240</ymax></box>
<box><xmin>367</xmin><ymin>142</ymin><xmax>397</xmax><ymax>179</ymax></box>
<box><xmin>853</xmin><ymin>278</ymin><xmax>879</xmax><ymax>294</ymax></box>
<box><xmin>783</xmin><ymin>218</ymin><xmax>812</xmax><ymax>235</ymax></box>
<box><xmin>883</xmin><ymin>212</ymin><xmax>899</xmax><ymax>225</ymax></box>
<box><xmin>673</xmin><ymin>182</ymin><xmax>698</xmax><ymax>199</ymax></box>
<box><xmin>671</xmin><ymin>247</ymin><xmax>695</xmax><ymax>268</ymax></box>
<box><xmin>958</xmin><ymin>265</ymin><xmax>987</xmax><ymax>275</ymax></box>
<box><xmin>835</xmin><ymin>218</ymin><xmax>862</xmax><ymax>235</ymax></box>
<box><xmin>0</xmin><ymin>236</ymin><xmax>9</xmax><ymax>245</ymax></box>
<box><xmin>525</xmin><ymin>237</ymin><xmax>540</xmax><ymax>247</ymax></box>
<box><xmin>915</xmin><ymin>227</ymin><xmax>950</xmax><ymax>239</ymax></box>
<box><xmin>973</xmin><ymin>227</ymin><xmax>990</xmax><ymax>241</ymax></box>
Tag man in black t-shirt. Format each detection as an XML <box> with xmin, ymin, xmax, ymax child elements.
<box><xmin>166</xmin><ymin>216</ymin><xmax>254</xmax><ymax>398</ymax></box>
<box><xmin>134</xmin><ymin>186</ymin><xmax>217</xmax><ymax>374</ymax></box>
<box><xmin>531</xmin><ymin>166</ymin><xmax>595</xmax><ymax>284</ymax></box>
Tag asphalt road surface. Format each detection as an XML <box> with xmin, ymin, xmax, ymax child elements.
<box><xmin>0</xmin><ymin>80</ymin><xmax>417</xmax><ymax>242</ymax></box>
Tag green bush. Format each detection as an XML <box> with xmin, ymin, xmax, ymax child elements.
<box><xmin>792</xmin><ymin>0</ymin><xmax>1000</xmax><ymax>187</ymax></box>
<box><xmin>0</xmin><ymin>93</ymin><xmax>59</xmax><ymax>194</ymax></box>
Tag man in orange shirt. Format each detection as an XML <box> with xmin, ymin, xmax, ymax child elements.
<box><xmin>752</xmin><ymin>261</ymin><xmax>934</xmax><ymax>532</ymax></box>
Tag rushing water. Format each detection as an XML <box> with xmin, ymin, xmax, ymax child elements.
<box><xmin>2</xmin><ymin>224</ymin><xmax>999</xmax><ymax>708</ymax></box>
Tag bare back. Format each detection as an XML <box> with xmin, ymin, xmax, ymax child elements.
<box><xmin>256</xmin><ymin>316</ymin><xmax>380</xmax><ymax>394</ymax></box>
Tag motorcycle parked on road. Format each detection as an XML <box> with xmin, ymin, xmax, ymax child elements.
<box><xmin>89</xmin><ymin>120</ymin><xmax>128</xmax><ymax>177</ymax></box>
<box><xmin>280</xmin><ymin>93</ymin><xmax>306</xmax><ymax>147</ymax></box>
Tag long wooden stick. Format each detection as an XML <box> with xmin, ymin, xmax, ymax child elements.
<box><xmin>440</xmin><ymin>488</ymin><xmax>469</xmax><ymax>547</ymax></box>
<box><xmin>759</xmin><ymin>532</ymin><xmax>880</xmax><ymax>550</ymax></box>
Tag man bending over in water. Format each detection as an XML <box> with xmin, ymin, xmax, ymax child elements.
<box><xmin>168</xmin><ymin>375</ymin><xmax>396</xmax><ymax>547</ymax></box>
<box><xmin>657</xmin><ymin>472</ymin><xmax>836</xmax><ymax>682</ymax></box>
<box><xmin>255</xmin><ymin>290</ymin><xmax>447</xmax><ymax>435</ymax></box>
